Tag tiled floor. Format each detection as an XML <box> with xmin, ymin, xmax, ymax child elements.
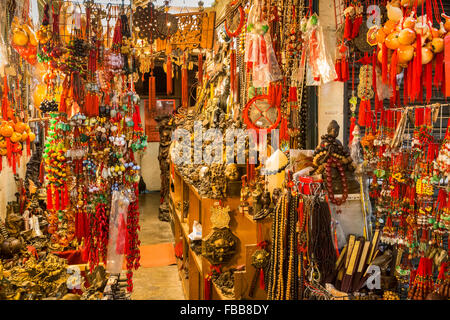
<box><xmin>130</xmin><ymin>192</ymin><xmax>185</xmax><ymax>300</ymax></box>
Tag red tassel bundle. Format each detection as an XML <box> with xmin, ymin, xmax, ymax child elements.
<box><xmin>434</xmin><ymin>52</ymin><xmax>444</xmax><ymax>89</ymax></box>
<box><xmin>166</xmin><ymin>56</ymin><xmax>173</xmax><ymax>95</ymax></box>
<box><xmin>341</xmin><ymin>58</ymin><xmax>349</xmax><ymax>82</ymax></box>
<box><xmin>63</xmin><ymin>184</ymin><xmax>69</xmax><ymax>209</ymax></box>
<box><xmin>445</xmin><ymin>34</ymin><xmax>450</xmax><ymax>97</ymax></box>
<box><xmin>259</xmin><ymin>268</ymin><xmax>265</xmax><ymax>290</ymax></box>
<box><xmin>351</xmin><ymin>14</ymin><xmax>362</xmax><ymax>39</ymax></box>
<box><xmin>288</xmin><ymin>86</ymin><xmax>297</xmax><ymax>103</ymax></box>
<box><xmin>280</xmin><ymin>117</ymin><xmax>289</xmax><ymax>142</ymax></box>
<box><xmin>148</xmin><ymin>73</ymin><xmax>156</xmax><ymax>110</ymax></box>
<box><xmin>425</xmin><ymin>61</ymin><xmax>433</xmax><ymax>102</ymax></box>
<box><xmin>390</xmin><ymin>50</ymin><xmax>398</xmax><ymax>104</ymax></box>
<box><xmin>343</xmin><ymin>13</ymin><xmax>353</xmax><ymax>40</ymax></box>
<box><xmin>204</xmin><ymin>276</ymin><xmax>212</xmax><ymax>300</ymax></box>
<box><xmin>75</xmin><ymin>209</ymin><xmax>88</xmax><ymax>242</ymax></box>
<box><xmin>358</xmin><ymin>100</ymin><xmax>371</xmax><ymax>127</ymax></box>
<box><xmin>54</xmin><ymin>189</ymin><xmax>60</xmax><ymax>211</ymax></box>
<box><xmin>26</xmin><ymin>136</ymin><xmax>31</xmax><ymax>157</ymax></box>
<box><xmin>47</xmin><ymin>185</ymin><xmax>53</xmax><ymax>210</ymax></box>
<box><xmin>112</xmin><ymin>18</ymin><xmax>123</xmax><ymax>49</ymax></box>
<box><xmin>181</xmin><ymin>65</ymin><xmax>188</xmax><ymax>108</ymax></box>
<box><xmin>335</xmin><ymin>59</ymin><xmax>343</xmax><ymax>81</ymax></box>
<box><xmin>230</xmin><ymin>49</ymin><xmax>237</xmax><ymax>97</ymax></box>
<box><xmin>381</xmin><ymin>43</ymin><xmax>388</xmax><ymax>84</ymax></box>
<box><xmin>413</xmin><ymin>36</ymin><xmax>422</xmax><ymax>101</ymax></box>
<box><xmin>349</xmin><ymin>117</ymin><xmax>356</xmax><ymax>144</ymax></box>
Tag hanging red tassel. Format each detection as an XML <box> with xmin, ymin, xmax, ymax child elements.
<box><xmin>413</xmin><ymin>36</ymin><xmax>422</xmax><ymax>101</ymax></box>
<box><xmin>381</xmin><ymin>43</ymin><xmax>388</xmax><ymax>84</ymax></box>
<box><xmin>349</xmin><ymin>117</ymin><xmax>356</xmax><ymax>144</ymax></box>
<box><xmin>341</xmin><ymin>58</ymin><xmax>349</xmax><ymax>82</ymax></box>
<box><xmin>365</xmin><ymin>100</ymin><xmax>373</xmax><ymax>128</ymax></box>
<box><xmin>425</xmin><ymin>61</ymin><xmax>433</xmax><ymax>102</ymax></box>
<box><xmin>280</xmin><ymin>117</ymin><xmax>289</xmax><ymax>142</ymax></box>
<box><xmin>63</xmin><ymin>184</ymin><xmax>69</xmax><ymax>209</ymax></box>
<box><xmin>260</xmin><ymin>36</ymin><xmax>268</xmax><ymax>64</ymax></box>
<box><xmin>112</xmin><ymin>17</ymin><xmax>123</xmax><ymax>50</ymax></box>
<box><xmin>6</xmin><ymin>138</ymin><xmax>12</xmax><ymax>167</ymax></box>
<box><xmin>445</xmin><ymin>34</ymin><xmax>450</xmax><ymax>97</ymax></box>
<box><xmin>54</xmin><ymin>189</ymin><xmax>60</xmax><ymax>211</ymax></box>
<box><xmin>335</xmin><ymin>59</ymin><xmax>343</xmax><ymax>81</ymax></box>
<box><xmin>230</xmin><ymin>49</ymin><xmax>236</xmax><ymax>97</ymax></box>
<box><xmin>407</xmin><ymin>60</ymin><xmax>413</xmax><ymax>102</ymax></box>
<box><xmin>181</xmin><ymin>56</ymin><xmax>188</xmax><ymax>108</ymax></box>
<box><xmin>26</xmin><ymin>136</ymin><xmax>31</xmax><ymax>157</ymax></box>
<box><xmin>390</xmin><ymin>50</ymin><xmax>398</xmax><ymax>103</ymax></box>
<box><xmin>204</xmin><ymin>276</ymin><xmax>212</xmax><ymax>300</ymax></box>
<box><xmin>166</xmin><ymin>56</ymin><xmax>173</xmax><ymax>95</ymax></box>
<box><xmin>343</xmin><ymin>12</ymin><xmax>353</xmax><ymax>40</ymax></box>
<box><xmin>358</xmin><ymin>100</ymin><xmax>367</xmax><ymax>127</ymax></box>
<box><xmin>133</xmin><ymin>103</ymin><xmax>142</xmax><ymax>131</ymax></box>
<box><xmin>259</xmin><ymin>268</ymin><xmax>265</xmax><ymax>290</ymax></box>
<box><xmin>288</xmin><ymin>86</ymin><xmax>297</xmax><ymax>102</ymax></box>
<box><xmin>198</xmin><ymin>53</ymin><xmax>203</xmax><ymax>87</ymax></box>
<box><xmin>434</xmin><ymin>52</ymin><xmax>444</xmax><ymax>89</ymax></box>
<box><xmin>403</xmin><ymin>66</ymin><xmax>408</xmax><ymax>105</ymax></box>
<box><xmin>351</xmin><ymin>14</ymin><xmax>362</xmax><ymax>39</ymax></box>
<box><xmin>47</xmin><ymin>185</ymin><xmax>53</xmax><ymax>210</ymax></box>
<box><xmin>148</xmin><ymin>72</ymin><xmax>156</xmax><ymax>110</ymax></box>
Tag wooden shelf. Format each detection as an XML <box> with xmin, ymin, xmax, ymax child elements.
<box><xmin>189</xmin><ymin>247</ymin><xmax>203</xmax><ymax>274</ymax></box>
<box><xmin>176</xmin><ymin>259</ymin><xmax>189</xmax><ymax>299</ymax></box>
<box><xmin>169</xmin><ymin>161</ymin><xmax>272</xmax><ymax>300</ymax></box>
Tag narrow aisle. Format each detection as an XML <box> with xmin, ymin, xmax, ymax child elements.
<box><xmin>131</xmin><ymin>193</ymin><xmax>185</xmax><ymax>300</ymax></box>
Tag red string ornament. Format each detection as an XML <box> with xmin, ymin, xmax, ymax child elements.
<box><xmin>166</xmin><ymin>56</ymin><xmax>173</xmax><ymax>95</ymax></box>
<box><xmin>181</xmin><ymin>55</ymin><xmax>189</xmax><ymax>108</ymax></box>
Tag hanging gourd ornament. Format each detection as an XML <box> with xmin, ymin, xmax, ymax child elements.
<box><xmin>385</xmin><ymin>31</ymin><xmax>400</xmax><ymax>50</ymax></box>
<box><xmin>401</xmin><ymin>0</ymin><xmax>424</xmax><ymax>7</ymax></box>
<box><xmin>0</xmin><ymin>123</ymin><xmax>14</xmax><ymax>137</ymax></box>
<box><xmin>397</xmin><ymin>45</ymin><xmax>414</xmax><ymax>64</ymax></box>
<box><xmin>14</xmin><ymin>122</ymin><xmax>27</xmax><ymax>134</ymax></box>
<box><xmin>10</xmin><ymin>132</ymin><xmax>22</xmax><ymax>143</ymax></box>
<box><xmin>398</xmin><ymin>28</ymin><xmax>416</xmax><ymax>45</ymax></box>
<box><xmin>10</xmin><ymin>17</ymin><xmax>37</xmax><ymax>65</ymax></box>
<box><xmin>386</xmin><ymin>2</ymin><xmax>403</xmax><ymax>23</ymax></box>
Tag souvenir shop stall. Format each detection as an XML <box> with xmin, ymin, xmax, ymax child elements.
<box><xmin>0</xmin><ymin>0</ymin><xmax>449</xmax><ymax>302</ymax></box>
<box><xmin>167</xmin><ymin>0</ymin><xmax>450</xmax><ymax>301</ymax></box>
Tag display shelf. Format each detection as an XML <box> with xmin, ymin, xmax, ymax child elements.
<box><xmin>176</xmin><ymin>258</ymin><xmax>189</xmax><ymax>299</ymax></box>
<box><xmin>190</xmin><ymin>247</ymin><xmax>203</xmax><ymax>274</ymax></box>
<box><xmin>169</xmin><ymin>162</ymin><xmax>272</xmax><ymax>300</ymax></box>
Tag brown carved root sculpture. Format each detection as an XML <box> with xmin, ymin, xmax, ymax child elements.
<box><xmin>156</xmin><ymin>114</ymin><xmax>175</xmax><ymax>222</ymax></box>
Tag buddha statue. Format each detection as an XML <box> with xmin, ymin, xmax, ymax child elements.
<box><xmin>311</xmin><ymin>120</ymin><xmax>359</xmax><ymax>196</ymax></box>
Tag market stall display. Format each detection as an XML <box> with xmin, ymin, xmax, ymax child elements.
<box><xmin>0</xmin><ymin>0</ymin><xmax>448</xmax><ymax>302</ymax></box>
